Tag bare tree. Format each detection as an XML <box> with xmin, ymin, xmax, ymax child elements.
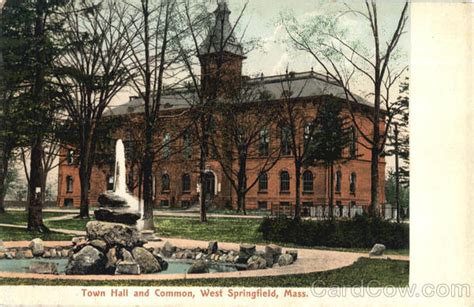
<box><xmin>281</xmin><ymin>1</ymin><xmax>409</xmax><ymax>216</ymax></box>
<box><xmin>55</xmin><ymin>0</ymin><xmax>133</xmax><ymax>218</ymax></box>
<box><xmin>211</xmin><ymin>80</ymin><xmax>281</xmax><ymax>214</ymax></box>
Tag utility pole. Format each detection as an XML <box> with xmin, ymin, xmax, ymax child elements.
<box><xmin>394</xmin><ymin>123</ymin><xmax>400</xmax><ymax>223</ymax></box>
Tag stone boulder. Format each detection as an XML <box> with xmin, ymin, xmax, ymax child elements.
<box><xmin>132</xmin><ymin>247</ymin><xmax>161</xmax><ymax>273</ymax></box>
<box><xmin>24</xmin><ymin>249</ymin><xmax>34</xmax><ymax>258</ymax></box>
<box><xmin>29</xmin><ymin>238</ymin><xmax>44</xmax><ymax>256</ymax></box>
<box><xmin>90</xmin><ymin>240</ymin><xmax>108</xmax><ymax>252</ymax></box>
<box><xmin>187</xmin><ymin>260</ymin><xmax>209</xmax><ymax>274</ymax></box>
<box><xmin>264</xmin><ymin>244</ymin><xmax>282</xmax><ymax>267</ymax></box>
<box><xmin>105</xmin><ymin>247</ymin><xmax>118</xmax><ymax>272</ymax></box>
<box><xmin>65</xmin><ymin>246</ymin><xmax>106</xmax><ymax>275</ymax></box>
<box><xmin>94</xmin><ymin>209</ymin><xmax>140</xmax><ymax>226</ymax></box>
<box><xmin>247</xmin><ymin>255</ymin><xmax>267</xmax><ymax>270</ymax></box>
<box><xmin>208</xmin><ymin>241</ymin><xmax>218</xmax><ymax>254</ymax></box>
<box><xmin>120</xmin><ymin>248</ymin><xmax>134</xmax><ymax>261</ymax></box>
<box><xmin>86</xmin><ymin>221</ymin><xmax>143</xmax><ymax>248</ymax></box>
<box><xmin>240</xmin><ymin>244</ymin><xmax>256</xmax><ymax>256</ymax></box>
<box><xmin>369</xmin><ymin>244</ymin><xmax>386</xmax><ymax>256</ymax></box>
<box><xmin>97</xmin><ymin>191</ymin><xmax>129</xmax><ymax>208</ymax></box>
<box><xmin>162</xmin><ymin>241</ymin><xmax>176</xmax><ymax>258</ymax></box>
<box><xmin>277</xmin><ymin>254</ymin><xmax>294</xmax><ymax>266</ymax></box>
<box><xmin>115</xmin><ymin>261</ymin><xmax>140</xmax><ymax>275</ymax></box>
<box><xmin>286</xmin><ymin>250</ymin><xmax>298</xmax><ymax>261</ymax></box>
<box><xmin>28</xmin><ymin>262</ymin><xmax>58</xmax><ymax>274</ymax></box>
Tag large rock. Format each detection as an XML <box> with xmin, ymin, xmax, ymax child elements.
<box><xmin>369</xmin><ymin>244</ymin><xmax>386</xmax><ymax>256</ymax></box>
<box><xmin>277</xmin><ymin>254</ymin><xmax>294</xmax><ymax>266</ymax></box>
<box><xmin>28</xmin><ymin>262</ymin><xmax>58</xmax><ymax>274</ymax></box>
<box><xmin>90</xmin><ymin>240</ymin><xmax>108</xmax><ymax>252</ymax></box>
<box><xmin>187</xmin><ymin>260</ymin><xmax>209</xmax><ymax>274</ymax></box>
<box><xmin>120</xmin><ymin>248</ymin><xmax>134</xmax><ymax>261</ymax></box>
<box><xmin>105</xmin><ymin>248</ymin><xmax>118</xmax><ymax>272</ymax></box>
<box><xmin>162</xmin><ymin>241</ymin><xmax>176</xmax><ymax>258</ymax></box>
<box><xmin>65</xmin><ymin>246</ymin><xmax>106</xmax><ymax>275</ymax></box>
<box><xmin>208</xmin><ymin>241</ymin><xmax>218</xmax><ymax>254</ymax></box>
<box><xmin>247</xmin><ymin>255</ymin><xmax>267</xmax><ymax>270</ymax></box>
<box><xmin>264</xmin><ymin>244</ymin><xmax>282</xmax><ymax>267</ymax></box>
<box><xmin>86</xmin><ymin>221</ymin><xmax>143</xmax><ymax>248</ymax></box>
<box><xmin>286</xmin><ymin>250</ymin><xmax>298</xmax><ymax>261</ymax></box>
<box><xmin>97</xmin><ymin>191</ymin><xmax>129</xmax><ymax>208</ymax></box>
<box><xmin>132</xmin><ymin>247</ymin><xmax>161</xmax><ymax>273</ymax></box>
<box><xmin>240</xmin><ymin>244</ymin><xmax>256</xmax><ymax>256</ymax></box>
<box><xmin>94</xmin><ymin>209</ymin><xmax>140</xmax><ymax>225</ymax></box>
<box><xmin>115</xmin><ymin>261</ymin><xmax>140</xmax><ymax>275</ymax></box>
<box><xmin>29</xmin><ymin>238</ymin><xmax>44</xmax><ymax>256</ymax></box>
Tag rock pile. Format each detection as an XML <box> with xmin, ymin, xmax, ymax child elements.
<box><xmin>65</xmin><ymin>221</ymin><xmax>167</xmax><ymax>275</ymax></box>
<box><xmin>0</xmin><ymin>238</ymin><xmax>70</xmax><ymax>261</ymax></box>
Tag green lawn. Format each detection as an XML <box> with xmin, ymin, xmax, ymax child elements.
<box><xmin>0</xmin><ymin>211</ymin><xmax>65</xmax><ymax>226</ymax></box>
<box><xmin>45</xmin><ymin>216</ymin><xmax>94</xmax><ymax>230</ymax></box>
<box><xmin>0</xmin><ymin>226</ymin><xmax>73</xmax><ymax>241</ymax></box>
<box><xmin>0</xmin><ymin>258</ymin><xmax>408</xmax><ymax>287</ymax></box>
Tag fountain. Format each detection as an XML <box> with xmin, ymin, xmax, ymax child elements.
<box><xmin>64</xmin><ymin>139</ymin><xmax>165</xmax><ymax>275</ymax></box>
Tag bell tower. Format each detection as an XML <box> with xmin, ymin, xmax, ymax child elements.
<box><xmin>199</xmin><ymin>1</ymin><xmax>246</xmax><ymax>98</ymax></box>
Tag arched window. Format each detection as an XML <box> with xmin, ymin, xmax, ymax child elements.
<box><xmin>350</xmin><ymin>172</ymin><xmax>356</xmax><ymax>194</ymax></box>
<box><xmin>163</xmin><ymin>133</ymin><xmax>171</xmax><ymax>159</ymax></box>
<box><xmin>303</xmin><ymin>170</ymin><xmax>313</xmax><ymax>192</ymax></box>
<box><xmin>350</xmin><ymin>126</ymin><xmax>357</xmax><ymax>158</ymax></box>
<box><xmin>280</xmin><ymin>126</ymin><xmax>291</xmax><ymax>155</ymax></box>
<box><xmin>66</xmin><ymin>176</ymin><xmax>74</xmax><ymax>193</ymax></box>
<box><xmin>280</xmin><ymin>171</ymin><xmax>290</xmax><ymax>192</ymax></box>
<box><xmin>66</xmin><ymin>150</ymin><xmax>74</xmax><ymax>165</ymax></box>
<box><xmin>183</xmin><ymin>129</ymin><xmax>192</xmax><ymax>159</ymax></box>
<box><xmin>106</xmin><ymin>175</ymin><xmax>114</xmax><ymax>191</ymax></box>
<box><xmin>258</xmin><ymin>172</ymin><xmax>268</xmax><ymax>191</ymax></box>
<box><xmin>182</xmin><ymin>174</ymin><xmax>191</xmax><ymax>192</ymax></box>
<box><xmin>259</xmin><ymin>128</ymin><xmax>269</xmax><ymax>156</ymax></box>
<box><xmin>161</xmin><ymin>174</ymin><xmax>170</xmax><ymax>192</ymax></box>
<box><xmin>335</xmin><ymin>170</ymin><xmax>342</xmax><ymax>193</ymax></box>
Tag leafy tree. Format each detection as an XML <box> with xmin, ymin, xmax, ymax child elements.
<box><xmin>385</xmin><ymin>169</ymin><xmax>409</xmax><ymax>218</ymax></box>
<box><xmin>304</xmin><ymin>97</ymin><xmax>351</xmax><ymax>218</ymax></box>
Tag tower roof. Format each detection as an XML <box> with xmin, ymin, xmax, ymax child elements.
<box><xmin>199</xmin><ymin>0</ymin><xmax>244</xmax><ymax>57</ymax></box>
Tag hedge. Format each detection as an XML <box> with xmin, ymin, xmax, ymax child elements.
<box><xmin>257</xmin><ymin>214</ymin><xmax>409</xmax><ymax>249</ymax></box>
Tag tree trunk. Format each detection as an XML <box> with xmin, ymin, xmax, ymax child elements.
<box><xmin>237</xmin><ymin>154</ymin><xmax>247</xmax><ymax>215</ymax></box>
<box><xmin>142</xmin><ymin>126</ymin><xmax>155</xmax><ymax>231</ymax></box>
<box><xmin>78</xmin><ymin>163</ymin><xmax>90</xmax><ymax>219</ymax></box>
<box><xmin>294</xmin><ymin>160</ymin><xmax>301</xmax><ymax>219</ymax></box>
<box><xmin>395</xmin><ymin>124</ymin><xmax>400</xmax><ymax>223</ymax></box>
<box><xmin>329</xmin><ymin>162</ymin><xmax>334</xmax><ymax>219</ymax></box>
<box><xmin>0</xmin><ymin>150</ymin><xmax>9</xmax><ymax>214</ymax></box>
<box><xmin>199</xmin><ymin>132</ymin><xmax>208</xmax><ymax>223</ymax></box>
<box><xmin>27</xmin><ymin>136</ymin><xmax>48</xmax><ymax>231</ymax></box>
<box><xmin>369</xmin><ymin>146</ymin><xmax>379</xmax><ymax>217</ymax></box>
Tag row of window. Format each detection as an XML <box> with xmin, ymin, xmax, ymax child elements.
<box><xmin>159</xmin><ymin>125</ymin><xmax>358</xmax><ymax>160</ymax></box>
<box><xmin>258</xmin><ymin>170</ymin><xmax>356</xmax><ymax>194</ymax></box>
<box><xmin>65</xmin><ymin>171</ymin><xmax>357</xmax><ymax>195</ymax></box>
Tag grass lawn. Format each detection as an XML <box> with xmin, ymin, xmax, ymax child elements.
<box><xmin>0</xmin><ymin>211</ymin><xmax>66</xmax><ymax>226</ymax></box>
<box><xmin>0</xmin><ymin>226</ymin><xmax>73</xmax><ymax>241</ymax></box>
<box><xmin>45</xmin><ymin>216</ymin><xmax>95</xmax><ymax>231</ymax></box>
<box><xmin>0</xmin><ymin>258</ymin><xmax>408</xmax><ymax>287</ymax></box>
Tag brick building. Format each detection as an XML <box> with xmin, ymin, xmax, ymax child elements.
<box><xmin>57</xmin><ymin>2</ymin><xmax>386</xmax><ymax>217</ymax></box>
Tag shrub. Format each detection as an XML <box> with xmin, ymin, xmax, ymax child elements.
<box><xmin>258</xmin><ymin>214</ymin><xmax>409</xmax><ymax>249</ymax></box>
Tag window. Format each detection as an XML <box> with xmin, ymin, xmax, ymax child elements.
<box><xmin>106</xmin><ymin>175</ymin><xmax>114</xmax><ymax>191</ymax></box>
<box><xmin>183</xmin><ymin>129</ymin><xmax>192</xmax><ymax>159</ymax></box>
<box><xmin>182</xmin><ymin>174</ymin><xmax>191</xmax><ymax>192</ymax></box>
<box><xmin>163</xmin><ymin>133</ymin><xmax>171</xmax><ymax>159</ymax></box>
<box><xmin>124</xmin><ymin>130</ymin><xmax>134</xmax><ymax>159</ymax></box>
<box><xmin>160</xmin><ymin>200</ymin><xmax>169</xmax><ymax>207</ymax></box>
<box><xmin>181</xmin><ymin>200</ymin><xmax>191</xmax><ymax>208</ymax></box>
<box><xmin>350</xmin><ymin>126</ymin><xmax>357</xmax><ymax>158</ymax></box>
<box><xmin>350</xmin><ymin>172</ymin><xmax>356</xmax><ymax>194</ymax></box>
<box><xmin>66</xmin><ymin>150</ymin><xmax>74</xmax><ymax>165</ymax></box>
<box><xmin>303</xmin><ymin>123</ymin><xmax>314</xmax><ymax>151</ymax></box>
<box><xmin>335</xmin><ymin>171</ymin><xmax>342</xmax><ymax>193</ymax></box>
<box><xmin>66</xmin><ymin>176</ymin><xmax>73</xmax><ymax>193</ymax></box>
<box><xmin>258</xmin><ymin>201</ymin><xmax>268</xmax><ymax>210</ymax></box>
<box><xmin>258</xmin><ymin>172</ymin><xmax>268</xmax><ymax>191</ymax></box>
<box><xmin>64</xmin><ymin>198</ymin><xmax>73</xmax><ymax>207</ymax></box>
<box><xmin>302</xmin><ymin>170</ymin><xmax>313</xmax><ymax>192</ymax></box>
<box><xmin>280</xmin><ymin>171</ymin><xmax>290</xmax><ymax>192</ymax></box>
<box><xmin>259</xmin><ymin>128</ymin><xmax>269</xmax><ymax>156</ymax></box>
<box><xmin>280</xmin><ymin>126</ymin><xmax>291</xmax><ymax>155</ymax></box>
<box><xmin>161</xmin><ymin>174</ymin><xmax>170</xmax><ymax>192</ymax></box>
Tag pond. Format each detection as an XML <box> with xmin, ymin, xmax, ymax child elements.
<box><xmin>0</xmin><ymin>258</ymin><xmax>238</xmax><ymax>275</ymax></box>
